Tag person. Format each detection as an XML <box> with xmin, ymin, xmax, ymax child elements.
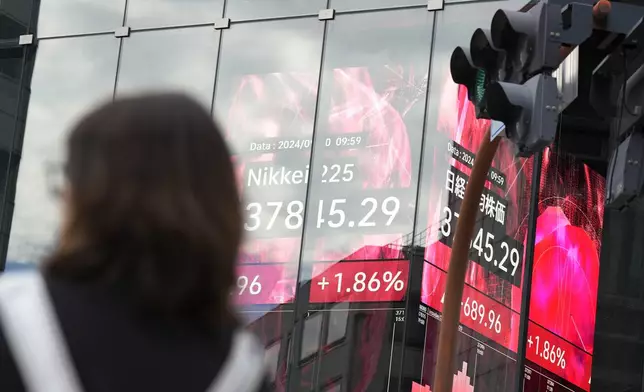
<box><xmin>0</xmin><ymin>94</ymin><xmax>270</xmax><ymax>392</ymax></box>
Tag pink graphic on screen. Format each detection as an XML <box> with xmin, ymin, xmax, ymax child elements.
<box><xmin>418</xmin><ymin>78</ymin><xmax>604</xmax><ymax>391</ymax></box>
<box><xmin>327</xmin><ymin>67</ymin><xmax>413</xmax><ymax>188</ymax></box>
<box><xmin>421</xmin><ymin>81</ymin><xmax>531</xmax><ymax>312</ymax></box>
<box><xmin>228</xmin><ymin>66</ymin><xmax>421</xmax><ymax>392</ymax></box>
<box><xmin>531</xmin><ymin>206</ymin><xmax>599</xmax><ymax>353</ymax></box>
<box><xmin>310</xmin><ymin>65</ymin><xmax>423</xmax><ymax>261</ymax></box>
<box><xmin>524</xmin><ymin>147</ymin><xmax>604</xmax><ymax>391</ymax></box>
<box><xmin>227</xmin><ymin>66</ymin><xmax>420</xmax><ymax>266</ymax></box>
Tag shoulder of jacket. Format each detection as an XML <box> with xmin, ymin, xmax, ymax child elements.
<box><xmin>0</xmin><ymin>271</ymin><xmax>42</xmax><ymax>300</ymax></box>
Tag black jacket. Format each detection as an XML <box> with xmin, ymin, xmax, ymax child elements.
<box><xmin>0</xmin><ymin>275</ymin><xmax>271</xmax><ymax>392</ymax></box>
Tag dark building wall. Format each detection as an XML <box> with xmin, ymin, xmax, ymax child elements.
<box><xmin>591</xmin><ymin>209</ymin><xmax>644</xmax><ymax>391</ymax></box>
<box><xmin>0</xmin><ymin>0</ymin><xmax>37</xmax><ymax>271</ymax></box>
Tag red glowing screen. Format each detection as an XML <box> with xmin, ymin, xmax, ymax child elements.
<box><xmin>224</xmin><ymin>59</ymin><xmax>424</xmax><ymax>307</ymax></box>
<box><xmin>523</xmin><ymin>148</ymin><xmax>604</xmax><ymax>391</ymax></box>
<box><xmin>220</xmin><ymin>13</ymin><xmax>603</xmax><ymax>392</ymax></box>
<box><xmin>418</xmin><ymin>81</ymin><xmax>604</xmax><ymax>392</ymax></box>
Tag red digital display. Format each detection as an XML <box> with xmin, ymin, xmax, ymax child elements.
<box><xmin>234</xmin><ymin>264</ymin><xmax>296</xmax><ymax>306</ymax></box>
<box><xmin>418</xmin><ymin>77</ymin><xmax>532</xmax><ymax>356</ymax></box>
<box><xmin>522</xmin><ymin>148</ymin><xmax>604</xmax><ymax>391</ymax></box>
<box><xmin>422</xmin><ymin>262</ymin><xmax>518</xmax><ymax>351</ymax></box>
<box><xmin>309</xmin><ymin>260</ymin><xmax>409</xmax><ymax>303</ymax></box>
<box><xmin>418</xmin><ymin>77</ymin><xmax>604</xmax><ymax>391</ymax></box>
<box><xmin>526</xmin><ymin>321</ymin><xmax>592</xmax><ymax>391</ymax></box>
<box><xmin>225</xmin><ymin>60</ymin><xmax>427</xmax><ymax>307</ymax></box>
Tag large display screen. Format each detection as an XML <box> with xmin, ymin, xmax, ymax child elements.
<box><xmin>406</xmin><ymin>2</ymin><xmax>605</xmax><ymax>391</ymax></box>
<box><xmin>415</xmin><ymin>76</ymin><xmax>533</xmax><ymax>391</ymax></box>
<box><xmin>414</xmin><ymin>80</ymin><xmax>604</xmax><ymax>391</ymax></box>
<box><xmin>221</xmin><ymin>4</ymin><xmax>604</xmax><ymax>392</ymax></box>
<box><xmin>522</xmin><ymin>149</ymin><xmax>604</xmax><ymax>392</ymax></box>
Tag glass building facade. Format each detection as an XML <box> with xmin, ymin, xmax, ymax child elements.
<box><xmin>0</xmin><ymin>1</ymin><xmax>611</xmax><ymax>391</ymax></box>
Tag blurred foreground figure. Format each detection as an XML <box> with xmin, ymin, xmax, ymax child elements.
<box><xmin>0</xmin><ymin>94</ymin><xmax>269</xmax><ymax>392</ymax></box>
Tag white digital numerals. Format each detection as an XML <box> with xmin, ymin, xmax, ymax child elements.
<box><xmin>244</xmin><ymin>200</ymin><xmax>304</xmax><ymax>232</ymax></box>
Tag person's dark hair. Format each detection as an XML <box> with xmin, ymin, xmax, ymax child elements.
<box><xmin>45</xmin><ymin>93</ymin><xmax>241</xmax><ymax>327</ymax></box>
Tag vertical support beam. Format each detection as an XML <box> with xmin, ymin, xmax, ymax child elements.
<box><xmin>513</xmin><ymin>150</ymin><xmax>543</xmax><ymax>391</ymax></box>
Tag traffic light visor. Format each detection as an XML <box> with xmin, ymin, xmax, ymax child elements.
<box><xmin>471</xmin><ymin>29</ymin><xmax>499</xmax><ymax>68</ymax></box>
<box><xmin>491</xmin><ymin>9</ymin><xmax>535</xmax><ymax>50</ymax></box>
<box><xmin>484</xmin><ymin>81</ymin><xmax>529</xmax><ymax>125</ymax></box>
<box><xmin>450</xmin><ymin>47</ymin><xmax>477</xmax><ymax>87</ymax></box>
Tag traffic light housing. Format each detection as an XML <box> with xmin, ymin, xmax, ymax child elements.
<box><xmin>606</xmin><ymin>132</ymin><xmax>644</xmax><ymax>211</ymax></box>
<box><xmin>450</xmin><ymin>47</ymin><xmax>483</xmax><ymax>106</ymax></box>
<box><xmin>451</xmin><ymin>27</ymin><xmax>507</xmax><ymax>119</ymax></box>
<box><xmin>490</xmin><ymin>3</ymin><xmax>562</xmax><ymax>80</ymax></box>
<box><xmin>449</xmin><ymin>1</ymin><xmax>593</xmax><ymax>157</ymax></box>
<box><xmin>485</xmin><ymin>73</ymin><xmax>559</xmax><ymax>157</ymax></box>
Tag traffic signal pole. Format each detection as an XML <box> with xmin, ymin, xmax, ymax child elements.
<box><xmin>434</xmin><ymin>129</ymin><xmax>500</xmax><ymax>392</ymax></box>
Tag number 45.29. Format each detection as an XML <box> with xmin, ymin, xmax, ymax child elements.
<box><xmin>315</xmin><ymin>197</ymin><xmax>400</xmax><ymax>229</ymax></box>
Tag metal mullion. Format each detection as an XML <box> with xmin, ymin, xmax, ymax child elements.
<box><xmin>513</xmin><ymin>151</ymin><xmax>543</xmax><ymax>392</ymax></box>
<box><xmin>230</xmin><ymin>13</ymin><xmax>319</xmax><ymax>25</ymax></box>
<box><xmin>36</xmin><ymin>30</ymin><xmax>118</xmax><ymax>40</ymax></box>
<box><xmin>396</xmin><ymin>10</ymin><xmax>438</xmax><ymax>390</ymax></box>
<box><xmin>112</xmin><ymin>36</ymin><xmax>125</xmax><ymax>100</ymax></box>
<box><xmin>36</xmin><ymin>31</ymin><xmax>115</xmax><ymax>41</ymax></box>
<box><xmin>208</xmin><ymin>21</ymin><xmax>225</xmax><ymax>114</ymax></box>
<box><xmin>334</xmin><ymin>3</ymin><xmax>426</xmax><ymax>15</ymax></box>
<box><xmin>286</xmin><ymin>2</ymin><xmax>331</xmax><ymax>389</ymax></box>
<box><xmin>129</xmin><ymin>22</ymin><xmax>217</xmax><ymax>34</ymax></box>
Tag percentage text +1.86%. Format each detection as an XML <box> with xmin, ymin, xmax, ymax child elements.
<box><xmin>317</xmin><ymin>271</ymin><xmax>405</xmax><ymax>293</ymax></box>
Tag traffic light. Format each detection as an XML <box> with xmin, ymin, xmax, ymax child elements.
<box><xmin>450</xmin><ymin>40</ymin><xmax>496</xmax><ymax>119</ymax></box>
<box><xmin>449</xmin><ymin>0</ymin><xmax>593</xmax><ymax>156</ymax></box>
<box><xmin>485</xmin><ymin>73</ymin><xmax>559</xmax><ymax>157</ymax></box>
<box><xmin>450</xmin><ymin>47</ymin><xmax>483</xmax><ymax>107</ymax></box>
<box><xmin>450</xmin><ymin>2</ymin><xmax>561</xmax><ymax>116</ymax></box>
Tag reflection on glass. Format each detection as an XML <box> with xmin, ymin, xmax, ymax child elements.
<box><xmin>0</xmin><ymin>110</ymin><xmax>14</xmax><ymax>208</ymax></box>
<box><xmin>331</xmin><ymin>0</ymin><xmax>424</xmax><ymax>11</ymax></box>
<box><xmin>0</xmin><ymin>50</ymin><xmax>23</xmax><ymax>118</ymax></box>
<box><xmin>315</xmin><ymin>307</ymin><xmax>393</xmax><ymax>391</ymax></box>
<box><xmin>125</xmin><ymin>0</ymin><xmax>224</xmax><ymax>29</ymax></box>
<box><xmin>326</xmin><ymin>302</ymin><xmax>349</xmax><ymax>345</ymax></box>
<box><xmin>37</xmin><ymin>0</ymin><xmax>126</xmax><ymax>37</ymax></box>
<box><xmin>225</xmin><ymin>0</ymin><xmax>325</xmax><ymax>21</ymax></box>
<box><xmin>0</xmin><ymin>49</ymin><xmax>24</xmax><ymax>80</ymax></box>
<box><xmin>0</xmin><ymin>111</ymin><xmax>15</xmax><ymax>150</ymax></box>
<box><xmin>0</xmin><ymin>11</ymin><xmax>28</xmax><ymax>39</ymax></box>
<box><xmin>301</xmin><ymin>312</ymin><xmax>322</xmax><ymax>360</ymax></box>
<box><xmin>116</xmin><ymin>27</ymin><xmax>219</xmax><ymax>109</ymax></box>
<box><xmin>7</xmin><ymin>36</ymin><xmax>119</xmax><ymax>264</ymax></box>
<box><xmin>264</xmin><ymin>341</ymin><xmax>281</xmax><ymax>382</ymax></box>
<box><xmin>213</xmin><ymin>19</ymin><xmax>323</xmax><ymax>308</ymax></box>
<box><xmin>301</xmin><ymin>9</ymin><xmax>433</xmax><ymax>264</ymax></box>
